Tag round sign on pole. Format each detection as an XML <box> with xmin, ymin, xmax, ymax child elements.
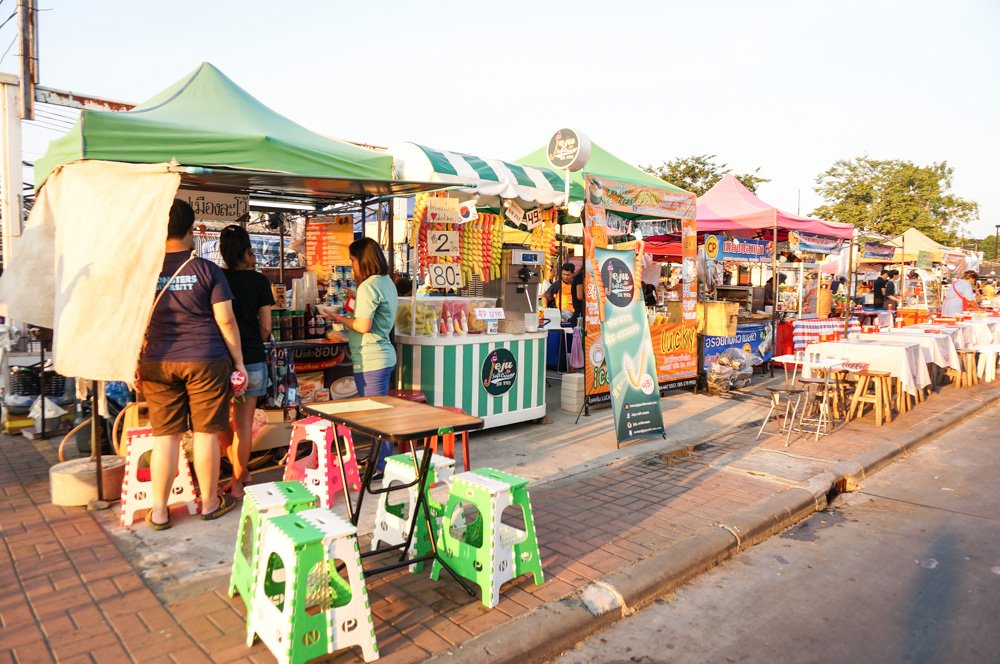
<box><xmin>546</xmin><ymin>128</ymin><xmax>592</xmax><ymax>172</ymax></box>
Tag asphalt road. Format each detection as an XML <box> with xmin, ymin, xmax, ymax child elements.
<box><xmin>553</xmin><ymin>406</ymin><xmax>1000</xmax><ymax>664</ymax></box>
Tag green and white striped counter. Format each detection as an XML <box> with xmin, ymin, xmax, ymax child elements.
<box><xmin>396</xmin><ymin>332</ymin><xmax>547</xmax><ymax>429</ymax></box>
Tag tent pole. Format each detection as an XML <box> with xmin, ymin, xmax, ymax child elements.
<box><xmin>278</xmin><ymin>216</ymin><xmax>285</xmax><ymax>284</ymax></box>
<box><xmin>843</xmin><ymin>235</ymin><xmax>855</xmax><ymax>336</ymax></box>
<box><xmin>387</xmin><ymin>200</ymin><xmax>394</xmax><ymax>273</ymax></box>
<box><xmin>771</xmin><ymin>210</ymin><xmax>778</xmax><ymax>337</ymax></box>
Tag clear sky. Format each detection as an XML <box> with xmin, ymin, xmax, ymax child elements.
<box><xmin>7</xmin><ymin>0</ymin><xmax>999</xmax><ymax>239</ymax></box>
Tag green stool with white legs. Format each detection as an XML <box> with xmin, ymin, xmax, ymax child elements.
<box><xmin>247</xmin><ymin>509</ymin><xmax>378</xmax><ymax>663</ymax></box>
<box><xmin>430</xmin><ymin>468</ymin><xmax>544</xmax><ymax>608</ymax></box>
<box><xmin>371</xmin><ymin>451</ymin><xmax>457</xmax><ymax>573</ymax></box>
<box><xmin>229</xmin><ymin>481</ymin><xmax>318</xmax><ymax>613</ymax></box>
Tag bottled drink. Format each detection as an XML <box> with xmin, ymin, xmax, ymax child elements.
<box><xmin>305</xmin><ymin>304</ymin><xmax>315</xmax><ymax>338</ymax></box>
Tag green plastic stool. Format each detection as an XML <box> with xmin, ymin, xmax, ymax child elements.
<box><xmin>372</xmin><ymin>451</ymin><xmax>457</xmax><ymax>573</ymax></box>
<box><xmin>431</xmin><ymin>468</ymin><xmax>544</xmax><ymax>608</ymax></box>
<box><xmin>247</xmin><ymin>509</ymin><xmax>378</xmax><ymax>663</ymax></box>
<box><xmin>229</xmin><ymin>481</ymin><xmax>318</xmax><ymax>614</ymax></box>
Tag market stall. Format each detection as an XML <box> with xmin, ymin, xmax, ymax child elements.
<box><xmin>693</xmin><ymin>175</ymin><xmax>854</xmax><ymax>359</ymax></box>
<box><xmin>699</xmin><ymin>234</ymin><xmax>776</xmax><ymax>377</ymax></box>
<box><xmin>389</xmin><ymin>142</ymin><xmax>572</xmax><ymax>427</ymax></box>
<box><xmin>519</xmin><ymin>139</ymin><xmax>700</xmax><ymax>411</ymax></box>
<box><xmin>2</xmin><ymin>63</ymin><xmax>449</xmax><ymax>492</ymax></box>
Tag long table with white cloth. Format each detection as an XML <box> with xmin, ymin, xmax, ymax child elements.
<box><xmin>804</xmin><ymin>338</ymin><xmax>931</xmax><ymax>397</ymax></box>
<box><xmin>877</xmin><ymin>330</ymin><xmax>961</xmax><ymax>371</ymax></box>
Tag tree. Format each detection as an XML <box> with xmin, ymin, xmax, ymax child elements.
<box><xmin>642</xmin><ymin>154</ymin><xmax>769</xmax><ymax>196</ymax></box>
<box><xmin>812</xmin><ymin>157</ymin><xmax>978</xmax><ymax>244</ymax></box>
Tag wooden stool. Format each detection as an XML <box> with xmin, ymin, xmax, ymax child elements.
<box><xmin>958</xmin><ymin>350</ymin><xmax>979</xmax><ymax>387</ymax></box>
<box><xmin>848</xmin><ymin>370</ymin><xmax>893</xmax><ymax>426</ymax></box>
<box><xmin>894</xmin><ymin>376</ymin><xmax>915</xmax><ymax>414</ymax></box>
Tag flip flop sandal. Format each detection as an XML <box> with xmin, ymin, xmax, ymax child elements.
<box><xmin>145</xmin><ymin>509</ymin><xmax>172</xmax><ymax>531</ymax></box>
<box><xmin>201</xmin><ymin>493</ymin><xmax>237</xmax><ymax>521</ymax></box>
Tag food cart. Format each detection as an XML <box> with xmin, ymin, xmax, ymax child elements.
<box><xmin>390</xmin><ymin>143</ymin><xmax>571</xmax><ymax>427</ymax></box>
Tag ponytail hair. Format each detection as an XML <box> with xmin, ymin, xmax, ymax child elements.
<box><xmin>219</xmin><ymin>224</ymin><xmax>252</xmax><ymax>269</ymax></box>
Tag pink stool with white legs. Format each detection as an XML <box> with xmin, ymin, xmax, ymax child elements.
<box><xmin>283</xmin><ymin>416</ymin><xmax>361</xmax><ymax>508</ymax></box>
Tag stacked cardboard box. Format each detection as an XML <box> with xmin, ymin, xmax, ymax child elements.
<box><xmin>560</xmin><ymin>373</ymin><xmax>586</xmax><ymax>413</ymax></box>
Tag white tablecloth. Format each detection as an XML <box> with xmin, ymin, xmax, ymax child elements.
<box><xmin>805</xmin><ymin>339</ymin><xmax>931</xmax><ymax>396</ymax></box>
<box><xmin>904</xmin><ymin>324</ymin><xmax>970</xmax><ymax>349</ymax></box>
<box><xmin>880</xmin><ymin>329</ymin><xmax>961</xmax><ymax>371</ymax></box>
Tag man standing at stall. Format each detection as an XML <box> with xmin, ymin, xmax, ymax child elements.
<box><xmin>541</xmin><ymin>262</ymin><xmax>577</xmax><ymax>318</ymax></box>
<box><xmin>139</xmin><ymin>200</ymin><xmax>247</xmax><ymax>529</ymax></box>
<box><xmin>872</xmin><ymin>269</ymin><xmax>890</xmax><ymax>309</ymax></box>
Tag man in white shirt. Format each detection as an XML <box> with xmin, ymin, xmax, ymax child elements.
<box><xmin>941</xmin><ymin>270</ymin><xmax>982</xmax><ymax>315</ymax></box>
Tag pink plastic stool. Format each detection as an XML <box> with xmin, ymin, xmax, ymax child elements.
<box><xmin>283</xmin><ymin>416</ymin><xmax>361</xmax><ymax>508</ymax></box>
<box><xmin>429</xmin><ymin>406</ymin><xmax>471</xmax><ymax>472</ymax></box>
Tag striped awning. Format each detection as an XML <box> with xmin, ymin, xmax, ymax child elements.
<box><xmin>389</xmin><ymin>142</ymin><xmax>566</xmax><ymax>207</ymax></box>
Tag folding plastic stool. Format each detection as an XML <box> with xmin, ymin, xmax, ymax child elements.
<box><xmin>247</xmin><ymin>509</ymin><xmax>378</xmax><ymax>663</ymax></box>
<box><xmin>431</xmin><ymin>468</ymin><xmax>544</xmax><ymax>608</ymax></box>
<box><xmin>371</xmin><ymin>451</ymin><xmax>456</xmax><ymax>571</ymax></box>
<box><xmin>229</xmin><ymin>481</ymin><xmax>318</xmax><ymax>614</ymax></box>
<box><xmin>284</xmin><ymin>416</ymin><xmax>361</xmax><ymax>508</ymax></box>
<box><xmin>119</xmin><ymin>426</ymin><xmax>198</xmax><ymax>526</ymax></box>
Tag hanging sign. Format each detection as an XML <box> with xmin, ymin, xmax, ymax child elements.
<box><xmin>180</xmin><ymin>190</ymin><xmax>250</xmax><ymax>224</ymax></box>
<box><xmin>304</xmin><ymin>215</ymin><xmax>353</xmax><ymax>274</ymax></box>
<box><xmin>592</xmin><ymin>244</ymin><xmax>666</xmax><ymax>443</ymax></box>
<box><xmin>427</xmin><ymin>198</ymin><xmax>461</xmax><ymax>224</ymax></box>
<box><xmin>862</xmin><ymin>242</ymin><xmax>896</xmax><ymax>261</ymax></box>
<box><xmin>588</xmin><ymin>176</ymin><xmax>696</xmax><ymax>219</ymax></box>
<box><xmin>505</xmin><ymin>200</ymin><xmax>526</xmax><ymax>225</ymax></box>
<box><xmin>704</xmin><ymin>234</ymin><xmax>774</xmax><ymax>262</ymax></box>
<box><xmin>546</xmin><ymin>128</ymin><xmax>592</xmax><ymax>171</ymax></box>
<box><xmin>788</xmin><ymin>231</ymin><xmax>842</xmax><ymax>255</ymax></box>
<box><xmin>427</xmin><ymin>230</ymin><xmax>460</xmax><ymax>257</ymax></box>
<box><xmin>523</xmin><ymin>208</ymin><xmax>544</xmax><ymax>230</ymax></box>
<box><xmin>916</xmin><ymin>250</ymin><xmax>934</xmax><ymax>269</ymax></box>
<box><xmin>427</xmin><ymin>263</ymin><xmax>465</xmax><ymax>289</ymax></box>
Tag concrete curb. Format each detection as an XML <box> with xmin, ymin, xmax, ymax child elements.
<box><xmin>426</xmin><ymin>384</ymin><xmax>1000</xmax><ymax>664</ymax></box>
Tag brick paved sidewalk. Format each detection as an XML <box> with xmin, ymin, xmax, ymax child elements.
<box><xmin>2</xmin><ymin>379</ymin><xmax>996</xmax><ymax>663</ymax></box>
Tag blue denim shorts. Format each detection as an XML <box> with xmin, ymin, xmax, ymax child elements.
<box><xmin>245</xmin><ymin>362</ymin><xmax>268</xmax><ymax>398</ymax></box>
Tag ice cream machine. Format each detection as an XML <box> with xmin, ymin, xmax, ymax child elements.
<box><xmin>483</xmin><ymin>249</ymin><xmax>544</xmax><ymax>317</ymax></box>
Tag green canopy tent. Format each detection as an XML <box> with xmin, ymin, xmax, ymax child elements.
<box><xmin>34</xmin><ymin>62</ymin><xmax>394</xmax><ymax>189</ymax></box>
<box><xmin>517</xmin><ymin>141</ymin><xmax>690</xmax><ymax>204</ymax></box>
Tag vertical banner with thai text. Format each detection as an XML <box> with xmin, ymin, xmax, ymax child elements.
<box><xmin>593</xmin><ymin>244</ymin><xmax>665</xmax><ymax>443</ymax></box>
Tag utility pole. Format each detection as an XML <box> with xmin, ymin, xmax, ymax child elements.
<box><xmin>1</xmin><ymin>0</ymin><xmax>132</xmax><ymax>267</ymax></box>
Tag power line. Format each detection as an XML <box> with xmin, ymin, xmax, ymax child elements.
<box><xmin>0</xmin><ymin>32</ymin><xmax>14</xmax><ymax>64</ymax></box>
<box><xmin>0</xmin><ymin>11</ymin><xmax>15</xmax><ymax>32</ymax></box>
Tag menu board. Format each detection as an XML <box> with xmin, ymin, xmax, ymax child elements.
<box><xmin>305</xmin><ymin>215</ymin><xmax>354</xmax><ymax>274</ymax></box>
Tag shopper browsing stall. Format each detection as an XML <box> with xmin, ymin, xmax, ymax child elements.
<box><xmin>140</xmin><ymin>201</ymin><xmax>246</xmax><ymax>529</ymax></box>
<box><xmin>218</xmin><ymin>225</ymin><xmax>274</xmax><ymax>499</ymax></box>
<box><xmin>322</xmin><ymin>238</ymin><xmax>398</xmax><ymax>470</ymax></box>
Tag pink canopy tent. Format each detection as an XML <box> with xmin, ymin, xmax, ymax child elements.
<box><xmin>697</xmin><ymin>174</ymin><xmax>853</xmax><ymax>240</ymax></box>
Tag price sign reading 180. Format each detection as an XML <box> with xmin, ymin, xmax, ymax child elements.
<box><xmin>428</xmin><ymin>263</ymin><xmax>465</xmax><ymax>290</ymax></box>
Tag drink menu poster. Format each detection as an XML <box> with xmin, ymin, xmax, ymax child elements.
<box><xmin>305</xmin><ymin>215</ymin><xmax>353</xmax><ymax>274</ymax></box>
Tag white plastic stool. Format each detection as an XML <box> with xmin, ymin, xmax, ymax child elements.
<box><xmin>119</xmin><ymin>427</ymin><xmax>198</xmax><ymax>526</ymax></box>
<box><xmin>975</xmin><ymin>345</ymin><xmax>1000</xmax><ymax>383</ymax></box>
<box><xmin>247</xmin><ymin>508</ymin><xmax>378</xmax><ymax>663</ymax></box>
<box><xmin>371</xmin><ymin>451</ymin><xmax>456</xmax><ymax>554</ymax></box>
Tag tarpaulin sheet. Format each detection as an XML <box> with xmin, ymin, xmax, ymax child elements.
<box><xmin>0</xmin><ymin>160</ymin><xmax>180</xmax><ymax>381</ymax></box>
